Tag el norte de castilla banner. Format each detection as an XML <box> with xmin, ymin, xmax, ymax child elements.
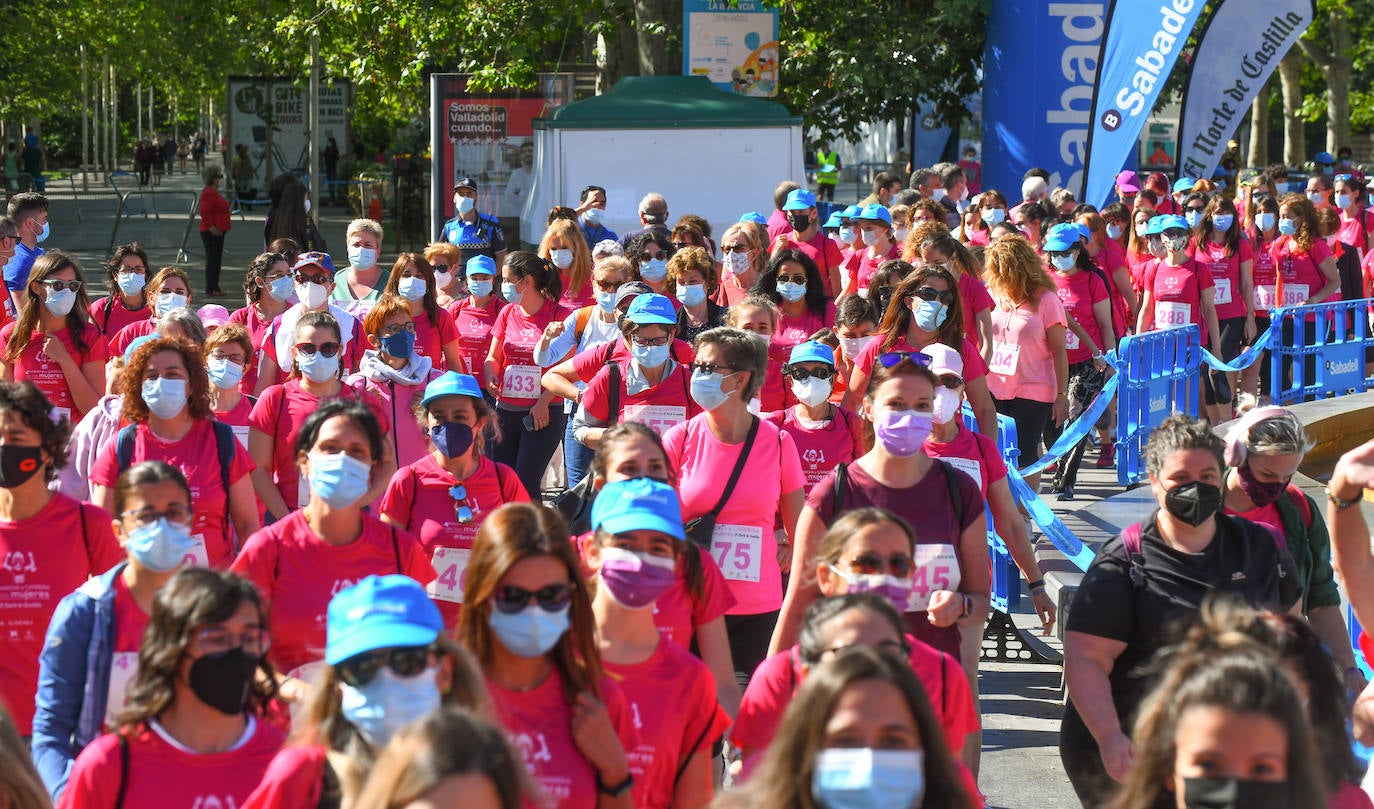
<box><xmin>1175</xmin><ymin>0</ymin><xmax>1313</xmax><ymax>181</ymax></box>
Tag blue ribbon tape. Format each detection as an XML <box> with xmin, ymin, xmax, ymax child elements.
<box><xmin>1017</xmin><ymin>369</ymin><xmax>1121</xmax><ymax>477</ymax></box>
<box><xmin>1199</xmin><ymin>324</ymin><xmax>1274</xmax><ymax>373</ymax></box>
<box><xmin>1005</xmin><ymin>464</ymin><xmax>1098</xmax><ymax>571</ymax></box>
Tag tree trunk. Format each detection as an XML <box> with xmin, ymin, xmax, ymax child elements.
<box><xmin>595</xmin><ymin>0</ymin><xmax>639</xmax><ymax>93</ymax></box>
<box><xmin>633</xmin><ymin>0</ymin><xmax>680</xmax><ymax>75</ymax></box>
<box><xmin>1248</xmin><ymin>74</ymin><xmax>1271</xmax><ymax>169</ymax></box>
<box><xmin>1298</xmin><ymin>8</ymin><xmax>1353</xmax><ymax>153</ymax></box>
<box><xmin>1279</xmin><ymin>47</ymin><xmax>1305</xmax><ymax>167</ymax></box>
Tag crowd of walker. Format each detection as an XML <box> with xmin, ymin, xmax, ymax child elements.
<box><xmin>3</xmin><ymin>150</ymin><xmax>1374</xmax><ymax>809</ymax></box>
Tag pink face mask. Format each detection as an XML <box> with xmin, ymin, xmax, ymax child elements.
<box><xmin>597</xmin><ymin>547</ymin><xmax>676</xmax><ymax>610</ymax></box>
<box><xmin>873</xmin><ymin>409</ymin><xmax>933</xmax><ymax>458</ymax></box>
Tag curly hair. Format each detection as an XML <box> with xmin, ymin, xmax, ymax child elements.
<box><xmin>105</xmin><ymin>242</ymin><xmax>151</xmax><ymax>298</ymax></box>
<box><xmin>1145</xmin><ymin>413</ymin><xmax>1224</xmax><ymax>480</ymax></box>
<box><xmin>0</xmin><ymin>381</ymin><xmax>71</xmax><ymax>481</ymax></box>
<box><xmin>983</xmin><ymin>235</ymin><xmax>1058</xmax><ymax>308</ymax></box>
<box><xmin>120</xmin><ymin>337</ymin><xmax>214</xmax><ymax>424</ymax></box>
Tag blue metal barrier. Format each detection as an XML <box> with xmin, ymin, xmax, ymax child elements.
<box><xmin>1116</xmin><ymin>325</ymin><xmax>1202</xmax><ymax>486</ymax></box>
<box><xmin>1268</xmin><ymin>298</ymin><xmax>1374</xmax><ymax>405</ymax></box>
<box><xmin>960</xmin><ymin>406</ymin><xmax>1024</xmax><ymax>613</ymax></box>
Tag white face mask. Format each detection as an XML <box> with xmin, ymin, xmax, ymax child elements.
<box><xmin>296</xmin><ymin>281</ymin><xmax>329</xmax><ymax>309</ymax></box>
<box><xmin>861</xmin><ymin>230</ymin><xmax>881</xmax><ymax>247</ymax></box>
<box><xmin>724</xmin><ymin>251</ymin><xmax>751</xmax><ymax>276</ymax></box>
<box><xmin>434</xmin><ymin>270</ymin><xmax>453</xmax><ymax>289</ymax></box>
<box><xmin>791</xmin><ymin>376</ymin><xmax>833</xmax><ymax>408</ymax></box>
<box><xmin>932</xmin><ymin>387</ymin><xmax>962</xmax><ymax>425</ymax></box>
<box><xmin>893</xmin><ymin>227</ymin><xmax>909</xmax><ymax>242</ymax></box>
<box><xmin>838</xmin><ymin>334</ymin><xmax>874</xmax><ymax>359</ymax></box>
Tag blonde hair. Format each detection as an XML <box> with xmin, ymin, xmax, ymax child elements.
<box><xmin>982</xmin><ymin>235</ymin><xmax>1057</xmax><ymax>308</ymax></box>
<box><xmin>347</xmin><ymin>218</ymin><xmax>384</xmax><ymax>243</ymax></box>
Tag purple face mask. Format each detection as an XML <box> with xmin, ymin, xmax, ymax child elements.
<box><xmin>598</xmin><ymin>546</ymin><xmax>677</xmax><ymax>609</ymax></box>
<box><xmin>1237</xmin><ymin>464</ymin><xmax>1287</xmax><ymax>508</ymax></box>
<box><xmin>873</xmin><ymin>409</ymin><xmax>933</xmax><ymax>458</ymax></box>
<box><xmin>831</xmin><ymin>566</ymin><xmax>913</xmax><ymax>613</ymax></box>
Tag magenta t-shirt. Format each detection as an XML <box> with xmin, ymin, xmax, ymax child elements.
<box><xmin>448</xmin><ymin>296</ymin><xmax>506</xmax><ymax>390</ymax></box>
<box><xmin>489</xmin><ymin>299</ymin><xmax>571</xmax><ymax>408</ymax></box>
<box><xmin>0</xmin><ymin>321</ymin><xmax>109</xmax><ymax>421</ymax></box>
<box><xmin>88</xmin><ymin>295</ymin><xmax>150</xmax><ymax>340</ymax></box>
<box><xmin>1190</xmin><ymin>237</ymin><xmax>1253</xmax><ymax>321</ymax></box>
<box><xmin>345</xmin><ymin>370</ymin><xmax>442</xmax><ymax>470</ymax></box>
<box><xmin>925</xmin><ymin>422</ymin><xmax>1008</xmax><ymax>493</ymax></box>
<box><xmin>580</xmin><ymin>361</ymin><xmax>699</xmax><ymax>436</ymax></box>
<box><xmin>1091</xmin><ymin>238</ymin><xmax>1131</xmax><ymax>338</ymax></box>
<box><xmin>1271</xmin><ymin>236</ymin><xmax>1336</xmax><ymax>315</ymax></box>
<box><xmin>772</xmin><ymin>301</ymin><xmax>837</xmax><ymax>365</ymax></box>
<box><xmin>1051</xmin><ymin>268</ymin><xmax>1109</xmax><ymax>364</ymax></box>
<box><xmin>411</xmin><ymin>308</ymin><xmax>461</xmax><ymax>371</ymax></box>
<box><xmin>768</xmin><ymin>405</ymin><xmax>866</xmax><ymax>496</ymax></box>
<box><xmin>228</xmin><ymin>305</ymin><xmax>274</xmax><ymax>396</ymax></box>
<box><xmin>107</xmin><ymin>318</ymin><xmax>156</xmax><ymax>359</ymax></box>
<box><xmin>663</xmin><ymin>414</ymin><xmax>806</xmax><ymax>615</ymax></box>
<box><xmin>986</xmin><ymin>289</ymin><xmax>1068</xmax><ymax>403</ymax></box>
<box><xmin>957</xmin><ymin>272</ymin><xmax>995</xmax><ymax>350</ymax></box>
<box><xmin>1144</xmin><ymin>258</ymin><xmax>1215</xmax><ymax>341</ymax></box>
<box><xmin>844</xmin><ymin>243</ymin><xmax>901</xmax><ymax>295</ymax></box>
<box><xmin>779</xmin><ymin>231</ymin><xmax>846</xmax><ymax>296</ymax></box>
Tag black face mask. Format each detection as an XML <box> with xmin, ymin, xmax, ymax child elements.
<box><xmin>1164</xmin><ymin>481</ymin><xmax>1223</xmax><ymax>527</ymax></box>
<box><xmin>1182</xmin><ymin>776</ymin><xmax>1289</xmax><ymax>809</ymax></box>
<box><xmin>0</xmin><ymin>444</ymin><xmax>43</xmax><ymax>489</ymax></box>
<box><xmin>787</xmin><ymin>212</ymin><xmax>812</xmax><ymax>232</ymax></box>
<box><xmin>188</xmin><ymin>648</ymin><xmax>259</xmax><ymax>715</ymax></box>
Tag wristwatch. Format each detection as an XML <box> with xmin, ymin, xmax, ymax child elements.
<box><xmin>597</xmin><ymin>772</ymin><xmax>635</xmax><ymax>798</ymax></box>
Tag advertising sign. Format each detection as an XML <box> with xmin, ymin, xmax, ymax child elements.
<box><xmin>683</xmin><ymin>0</ymin><xmax>780</xmax><ymax>97</ymax></box>
<box><xmin>225</xmin><ymin>77</ymin><xmax>351</xmax><ymax>197</ymax></box>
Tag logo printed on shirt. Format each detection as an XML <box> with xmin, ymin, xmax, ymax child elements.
<box><xmin>630</xmin><ymin>701</ymin><xmax>643</xmax><ymax>731</ymax></box>
<box><xmin>802</xmin><ymin>448</ymin><xmax>826</xmax><ymax>467</ymax></box>
<box><xmin>190</xmin><ymin>795</ymin><xmax>236</xmax><ymax>809</ymax></box>
<box><xmin>330</xmin><ymin>578</ymin><xmax>359</xmax><ymax>596</ymax></box>
<box><xmin>2</xmin><ymin>550</ymin><xmax>37</xmax><ymax>579</ymax></box>
<box><xmin>512</xmin><ymin>731</ymin><xmax>553</xmax><ymax>765</ymax></box>
<box><xmin>1230</xmin><ymin>571</ymin><xmax>1246</xmax><ymax>582</ymax></box>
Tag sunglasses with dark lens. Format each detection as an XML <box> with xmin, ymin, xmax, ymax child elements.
<box><xmin>295</xmin><ymin>272</ymin><xmax>331</xmax><ymax>286</ymax></box>
<box><xmin>492</xmin><ymin>582</ymin><xmax>574</xmax><ymax>615</ymax></box>
<box><xmin>911</xmin><ymin>286</ymin><xmax>956</xmax><ymax>306</ymax></box>
<box><xmin>690</xmin><ymin>361</ymin><xmax>736</xmax><ymax>375</ymax></box>
<box><xmin>1187</xmin><ymin>205</ymin><xmax>1206</xmax><ymax>213</ymax></box>
<box><xmin>776</xmin><ymin>274</ymin><xmax>807</xmax><ymax>285</ymax></box>
<box><xmin>295</xmin><ymin>342</ymin><xmax>342</xmax><ymax>358</ymax></box>
<box><xmin>335</xmin><ymin>645</ymin><xmax>434</xmax><ymax>687</ymax></box>
<box><xmin>39</xmin><ymin>279</ymin><xmax>83</xmax><ymax>293</ymax></box>
<box><xmin>784</xmin><ymin>365</ymin><xmax>836</xmax><ymax>382</ymax></box>
<box><xmin>639</xmin><ymin>250</ymin><xmax>669</xmax><ymax>262</ymax></box>
<box><xmin>876</xmin><ymin>351</ymin><xmax>934</xmax><ymax>369</ymax></box>
<box><xmin>845</xmin><ymin>552</ymin><xmax>915</xmax><ymax>578</ymax></box>
<box><xmin>1046</xmin><ymin>251</ymin><xmax>1074</xmax><ymax>261</ymax></box>
<box><xmin>672</xmin><ymin>241</ymin><xmax>697</xmax><ymax>251</ymax></box>
<box><xmin>721</xmin><ymin>245</ymin><xmax>749</xmax><ymax>253</ymax></box>
<box><xmin>449</xmin><ymin>484</ymin><xmax>474</xmax><ymax>525</ymax></box>
<box><xmin>938</xmin><ymin>374</ymin><xmax>964</xmax><ymax>390</ymax></box>
<box><xmin>432</xmin><ymin>263</ymin><xmax>451</xmax><ymax>273</ymax></box>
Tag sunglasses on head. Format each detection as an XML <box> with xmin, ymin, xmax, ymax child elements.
<box><xmin>876</xmin><ymin>351</ymin><xmax>933</xmax><ymax>369</ymax></box>
<box><xmin>784</xmin><ymin>365</ymin><xmax>835</xmax><ymax>382</ymax></box>
<box><xmin>295</xmin><ymin>342</ymin><xmax>342</xmax><ymax>358</ymax></box>
<box><xmin>335</xmin><ymin>645</ymin><xmax>435</xmax><ymax>687</ymax></box>
<box><xmin>492</xmin><ymin>582</ymin><xmax>574</xmax><ymax>615</ymax></box>
<box><xmin>910</xmin><ymin>286</ymin><xmax>955</xmax><ymax>306</ymax></box>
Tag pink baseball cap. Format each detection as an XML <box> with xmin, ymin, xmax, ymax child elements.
<box><xmin>920</xmin><ymin>342</ymin><xmax>964</xmax><ymax>379</ymax></box>
<box><xmin>197</xmin><ymin>304</ymin><xmax>230</xmax><ymax>329</ymax></box>
<box><xmin>1115</xmin><ymin>170</ymin><xmax>1140</xmax><ymax>194</ymax></box>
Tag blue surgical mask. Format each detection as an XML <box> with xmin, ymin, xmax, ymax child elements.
<box><xmin>339</xmin><ymin>666</ymin><xmax>441</xmax><ymax>748</ymax></box>
<box><xmin>1212</xmin><ymin>214</ymin><xmax>1234</xmax><ymax>233</ymax></box>
<box><xmin>912</xmin><ymin>299</ymin><xmax>948</xmax><ymax>332</ymax></box>
<box><xmin>308</xmin><ymin>451</ymin><xmax>372</xmax><ymax>508</ymax></box>
<box><xmin>1051</xmin><ymin>254</ymin><xmax>1076</xmax><ymax>272</ymax></box>
<box><xmin>296</xmin><ymin>349</ymin><xmax>341</xmax><ymax>383</ymax></box>
<box><xmin>631</xmin><ymin>342</ymin><xmax>670</xmax><ymax>369</ymax></box>
<box><xmin>156</xmin><ymin>291</ymin><xmax>188</xmax><ymax>316</ymax></box>
<box><xmin>676</xmin><ymin>283</ymin><xmax>706</xmax><ymax>308</ymax></box>
<box><xmin>640</xmin><ymin>259</ymin><xmax>668</xmax><ymax>283</ymax></box>
<box><xmin>125</xmin><ymin>517</ymin><xmax>198</xmax><ymax>573</ymax></box>
<box><xmin>379</xmin><ymin>329</ymin><xmax>415</xmax><ymax>359</ymax></box>
<box><xmin>206</xmin><ymin>357</ymin><xmax>244</xmax><ymax>390</ymax></box>
<box><xmin>1257</xmin><ymin>212</ymin><xmax>1277</xmax><ymax>232</ymax></box>
<box><xmin>812</xmin><ymin>748</ymin><xmax>924</xmax><ymax>809</ymax></box>
<box><xmin>500</xmin><ymin>281</ymin><xmax>519</xmax><ymax>302</ymax></box>
<box><xmin>690</xmin><ymin>367</ymin><xmax>736</xmax><ymax>411</ymax></box>
<box><xmin>37</xmin><ymin>221</ymin><xmax>49</xmax><ymax>244</ymax></box>
<box><xmin>1278</xmin><ymin>217</ymin><xmax>1297</xmax><ymax>236</ymax></box>
<box><xmin>141</xmin><ymin>378</ymin><xmax>188</xmax><ymax>420</ymax></box>
<box><xmin>1337</xmin><ymin>194</ymin><xmax>1353</xmax><ymax>210</ymax></box>
<box><xmin>584</xmin><ymin>208</ymin><xmax>604</xmax><ymax>226</ymax></box>
<box><xmin>777</xmin><ymin>281</ymin><xmax>807</xmax><ymax>303</ymax></box>
<box><xmin>1185</xmin><ymin>211</ymin><xmax>1202</xmax><ymax>228</ymax></box>
<box><xmin>837</xmin><ymin>226</ymin><xmax>857</xmax><ymax>245</ymax></box>
<box><xmin>268</xmin><ymin>275</ymin><xmax>295</xmax><ymax>303</ymax></box>
<box><xmin>489</xmin><ymin>604</ymin><xmax>570</xmax><ymax>658</ymax></box>
<box><xmin>595</xmin><ymin>290</ymin><xmax>617</xmax><ymax>314</ymax></box>
<box><xmin>117</xmin><ymin>272</ymin><xmax>146</xmax><ymax>297</ymax></box>
<box><xmin>468</xmin><ymin>279</ymin><xmax>493</xmax><ymax>299</ymax></box>
<box><xmin>981</xmin><ymin>207</ymin><xmax>1006</xmax><ymax>225</ymax></box>
<box><xmin>397</xmin><ymin>276</ymin><xmax>426</xmax><ymax>302</ymax></box>
<box><xmin>44</xmin><ymin>288</ymin><xmax>76</xmax><ymax>318</ymax></box>
<box><xmin>456</xmin><ymin>196</ymin><xmax>476</xmax><ymax>216</ymax></box>
<box><xmin>348</xmin><ymin>246</ymin><xmax>378</xmax><ymax>271</ymax></box>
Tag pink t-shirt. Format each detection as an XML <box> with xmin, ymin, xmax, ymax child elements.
<box><xmin>241</xmin><ymin>744</ymin><xmax>329</xmax><ymax>809</ymax></box>
<box><xmin>1091</xmin><ymin>239</ymin><xmax>1131</xmax><ymax>338</ymax></box>
<box><xmin>843</xmin><ymin>243</ymin><xmax>901</xmax><ymax>295</ymax></box>
<box><xmin>1251</xmin><ymin>235</ymin><xmax>1278</xmax><ymax>306</ymax></box>
<box><xmin>1337</xmin><ymin>207</ymin><xmax>1374</xmax><ymax>257</ymax></box>
<box><xmin>91</xmin><ymin>419</ymin><xmax>255</xmax><ymax>568</ymax></box>
<box><xmin>580</xmin><ymin>361</ymin><xmax>699</xmax><ymax>436</ymax></box>
<box><xmin>604</xmin><ymin>638</ymin><xmax>732</xmax><ymax>809</ymax></box>
<box><xmin>0</xmin><ymin>495</ymin><xmax>123</xmax><ymax>734</ymax></box>
<box><xmin>379</xmin><ymin>454</ymin><xmax>529</xmax><ymax>628</ymax></box>
<box><xmin>89</xmin><ymin>296</ymin><xmax>150</xmax><ymax>340</ymax></box>
<box><xmin>560</xmin><ymin>278</ymin><xmax>596</xmax><ymax>310</ymax></box>
<box><xmin>778</xmin><ymin>231</ymin><xmax>846</xmax><ymax>296</ymax></box>
<box><xmin>772</xmin><ymin>301</ymin><xmax>837</xmax><ymax>365</ymax></box>
<box><xmin>663</xmin><ymin>414</ymin><xmax>805</xmax><ymax>614</ymax></box>
<box><xmin>111</xmin><ymin>572</ymin><xmax>150</xmax><ymax>653</ymax></box>
<box><xmin>768</xmin><ymin>405</ymin><xmax>866</xmax><ymax>496</ymax></box>
<box><xmin>107</xmin><ymin>318</ymin><xmax>156</xmax><ymax>359</ymax></box>
<box><xmin>449</xmin><ymin>296</ymin><xmax>506</xmax><ymax>390</ymax></box>
<box><xmin>487</xmin><ymin>672</ymin><xmax>638</xmax><ymax>809</ymax></box>
<box><xmin>412</xmin><ymin>308</ymin><xmax>461</xmax><ymax>371</ymax></box>
<box><xmin>766</xmin><ymin>209</ymin><xmax>791</xmax><ymax>241</ymax></box>
<box><xmin>1051</xmin><ymin>268</ymin><xmax>1109</xmax><ymax>364</ymax></box>
<box><xmin>964</xmin><ymin>226</ymin><xmax>991</xmax><ymax>247</ymax></box>
<box><xmin>1126</xmin><ymin>248</ymin><xmax>1155</xmax><ymax>295</ymax></box>
<box><xmin>345</xmin><ymin>369</ymin><xmax>442</xmax><ymax>470</ymax></box>
<box><xmin>490</xmin><ymin>299</ymin><xmax>571</xmax><ymax>408</ymax></box>
<box><xmin>986</xmin><ymin>289</ymin><xmax>1068</xmax><ymax>403</ymax></box>
<box><xmin>58</xmin><ymin>720</ymin><xmax>285</xmax><ymax>809</ymax></box>
<box><xmin>957</xmin><ymin>272</ymin><xmax>995</xmax><ymax>350</ymax></box>
<box><xmin>230</xmin><ymin>511</ymin><xmax>435</xmax><ymax>678</ymax></box>
<box><xmin>213</xmin><ymin>395</ymin><xmax>255</xmax><ymax>430</ymax></box>
<box><xmin>925</xmin><ymin>423</ymin><xmax>1009</xmax><ymax>494</ymax></box>
<box><xmin>229</xmin><ymin>305</ymin><xmax>275</xmax><ymax>395</ymax></box>
<box><xmin>0</xmin><ymin>321</ymin><xmax>109</xmax><ymax>421</ymax></box>
<box><xmin>855</xmin><ymin>333</ymin><xmax>989</xmax><ymax>384</ymax></box>
<box><xmin>1144</xmin><ymin>258</ymin><xmax>1215</xmax><ymax>342</ymax></box>
<box><xmin>247</xmin><ymin>380</ymin><xmax>391</xmax><ymax>512</ymax></box>
<box><xmin>1190</xmin><ymin>237</ymin><xmax>1254</xmax><ymax>321</ymax></box>
<box><xmin>1271</xmin><ymin>236</ymin><xmax>1337</xmax><ymax>315</ymax></box>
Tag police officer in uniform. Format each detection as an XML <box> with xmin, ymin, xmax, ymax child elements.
<box><xmin>441</xmin><ymin>177</ymin><xmax>508</xmax><ymax>266</ymax></box>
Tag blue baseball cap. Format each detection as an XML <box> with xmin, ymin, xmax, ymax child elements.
<box><xmin>421</xmin><ymin>370</ymin><xmax>484</xmax><ymax>406</ymax></box>
<box><xmin>325</xmin><ymin>575</ymin><xmax>443</xmax><ymax>665</ymax></box>
<box><xmin>1144</xmin><ymin>215</ymin><xmax>1169</xmax><ymax>236</ymax></box>
<box><xmin>1072</xmin><ymin>223</ymin><xmax>1091</xmax><ymax>241</ymax></box>
<box><xmin>591</xmin><ymin>478</ymin><xmax>685</xmax><ymax>541</ymax></box>
<box><xmin>783</xmin><ymin>188</ymin><xmax>818</xmax><ymax>211</ymax></box>
<box><xmin>787</xmin><ymin>340</ymin><xmax>835</xmax><ymax>366</ymax></box>
<box><xmin>1042</xmin><ymin>222</ymin><xmax>1082</xmax><ymax>252</ymax></box>
<box><xmin>292</xmin><ymin>251</ymin><xmax>335</xmax><ymax>275</ymax></box>
<box><xmin>739</xmin><ymin>211</ymin><xmax>767</xmax><ymax>225</ymax></box>
<box><xmin>1172</xmin><ymin>177</ymin><xmax>1195</xmax><ymax>194</ymax></box>
<box><xmin>1315</xmin><ymin>151</ymin><xmax>1335</xmax><ymax>165</ymax></box>
<box><xmin>842</xmin><ymin>204</ymin><xmax>862</xmax><ymax>219</ymax></box>
<box><xmin>823</xmin><ymin>211</ymin><xmax>845</xmax><ymax>229</ymax></box>
<box><xmin>1157</xmin><ymin>214</ymin><xmax>1190</xmax><ymax>233</ymax></box>
<box><xmin>465</xmin><ymin>255</ymin><xmax>496</xmax><ymax>277</ymax></box>
<box><xmin>856</xmin><ymin>204</ymin><xmax>892</xmax><ymax>225</ymax></box>
<box><xmin>124</xmin><ymin>334</ymin><xmax>158</xmax><ymax>363</ymax></box>
<box><xmin>625</xmin><ymin>293</ymin><xmax>677</xmax><ymax>326</ymax></box>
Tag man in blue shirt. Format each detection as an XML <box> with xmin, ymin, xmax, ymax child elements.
<box><xmin>575</xmin><ymin>184</ymin><xmax>617</xmax><ymax>247</ymax></box>
<box><xmin>441</xmin><ymin>177</ymin><xmax>507</xmax><ymax>265</ymax></box>
<box><xmin>4</xmin><ymin>191</ymin><xmax>47</xmax><ymax>316</ymax></box>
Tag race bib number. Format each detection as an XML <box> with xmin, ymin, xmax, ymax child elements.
<box><xmin>105</xmin><ymin>652</ymin><xmax>139</xmax><ymax>727</ymax></box>
<box><xmin>622</xmin><ymin>404</ymin><xmax>687</xmax><ymax>436</ymax></box>
<box><xmin>502</xmin><ymin>364</ymin><xmax>542</xmax><ymax>398</ymax></box>
<box><xmin>1155</xmin><ymin>301</ymin><xmax>1192</xmax><ymax>329</ymax></box>
<box><xmin>1064</xmin><ymin>329</ymin><xmax>1080</xmax><ymax>350</ymax></box>
<box><xmin>185</xmin><ymin>534</ymin><xmax>209</xmax><ymax>568</ymax></box>
<box><xmin>232</xmin><ymin>425</ymin><xmax>250</xmax><ymax>449</ymax></box>
<box><xmin>1255</xmin><ymin>285</ymin><xmax>1278</xmax><ymax>310</ymax></box>
<box><xmin>427</xmin><ymin>547</ymin><xmax>471</xmax><ymax>604</ymax></box>
<box><xmin>1212</xmin><ymin>278</ymin><xmax>1232</xmax><ymax>305</ymax></box>
<box><xmin>907</xmin><ymin>544</ymin><xmax>962</xmax><ymax>612</ymax></box>
<box><xmin>1281</xmin><ymin>284</ymin><xmax>1309</xmax><ymax>307</ymax></box>
<box><xmin>943</xmin><ymin>456</ymin><xmax>982</xmax><ymax>490</ymax></box>
<box><xmin>709</xmin><ymin>524</ymin><xmax>763</xmax><ymax>583</ymax></box>
<box><xmin>988</xmin><ymin>342</ymin><xmax>1020</xmax><ymax>375</ymax></box>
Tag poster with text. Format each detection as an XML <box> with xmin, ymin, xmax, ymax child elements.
<box><xmin>225</xmin><ymin>77</ymin><xmax>351</xmax><ymax>196</ymax></box>
<box><xmin>683</xmin><ymin>0</ymin><xmax>779</xmax><ymax>97</ymax></box>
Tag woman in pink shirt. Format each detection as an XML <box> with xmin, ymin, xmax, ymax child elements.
<box><xmin>380</xmin><ymin>252</ymin><xmax>464</xmax><ymax>372</ymax></box>
<box><xmin>1243</xmin><ymin>195</ymin><xmax>1283</xmax><ymax>406</ymax></box>
<box><xmin>1137</xmin><ymin>214</ymin><xmax>1226</xmax><ymax>387</ymax></box>
<box><xmin>108</xmin><ymin>266</ymin><xmax>193</xmax><ymax>360</ymax></box>
<box><xmin>1125</xmin><ymin>207</ymin><xmax>1157</xmax><ymax>296</ymax></box>
<box><xmin>586</xmin><ymin>479</ymin><xmax>732</xmax><ymax>809</ymax></box>
<box><xmin>841</xmin><ymin>203</ymin><xmax>902</xmax><ymax>298</ymax></box>
<box><xmin>58</xmin><ymin>568</ymin><xmax>285</xmax><ymax>809</ymax></box>
<box><xmin>449</xmin><ymin>254</ymin><xmax>506</xmax><ymax>393</ymax></box>
<box><xmin>965</xmin><ymin>189</ymin><xmax>1008</xmax><ymax>247</ymax></box>
<box><xmin>228</xmin><ymin>252</ymin><xmax>294</xmax><ymax>397</ymax></box>
<box><xmin>206</xmin><ymin>325</ymin><xmax>256</xmax><ymax>436</ymax></box>
<box><xmin>457</xmin><ymin>502</ymin><xmax>637</xmax><ymax>809</ymax></box>
<box><xmin>347</xmin><ymin>295</ymin><xmax>443</xmax><ymax>470</ymax></box>
<box><xmin>90</xmin><ymin>243</ymin><xmax>151</xmax><ymax>339</ymax></box>
<box><xmin>750</xmin><ymin>249</ymin><xmax>836</xmax><ymax>366</ymax></box>
<box><xmin>540</xmin><ymin>217</ymin><xmax>595</xmax><ymax>309</ymax></box>
<box><xmin>1194</xmin><ymin>196</ymin><xmax>1256</xmax><ymax>423</ymax></box>
<box><xmin>768</xmin><ymin>340</ymin><xmax>865</xmax><ymax>497</ymax></box>
<box><xmin>714</xmin><ymin>223</ymin><xmax>764</xmax><ymax>308</ymax></box>
<box><xmin>89</xmin><ymin>337</ymin><xmax>259</xmax><ymax>569</ymax></box>
<box><xmin>1335</xmin><ymin>174</ymin><xmax>1374</xmax><ymax>259</ymax></box>
<box><xmin>1272</xmin><ymin>194</ymin><xmax>1342</xmax><ymax>394</ymax></box>
<box><xmin>1079</xmin><ymin>211</ymin><xmax>1138</xmax><ymax>340</ymax></box>
<box><xmin>380</xmin><ymin>371</ymin><xmax>530</xmax><ymax>629</ymax></box>
<box><xmin>426</xmin><ymin>241</ymin><xmax>465</xmax><ymax>310</ymax></box>
<box><xmin>913</xmin><ymin>229</ymin><xmax>994</xmax><ymax>358</ymax></box>
<box><xmin>722</xmin><ymin>299</ymin><xmax>787</xmax><ymax>412</ymax></box>
<box><xmin>0</xmin><ymin>252</ymin><xmax>108</xmax><ymax>422</ymax></box>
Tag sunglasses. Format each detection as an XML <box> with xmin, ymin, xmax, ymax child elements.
<box><xmin>449</xmin><ymin>484</ymin><xmax>474</xmax><ymax>525</ymax></box>
<box><xmin>38</xmin><ymin>279</ymin><xmax>83</xmax><ymax>293</ymax></box>
<box><xmin>721</xmin><ymin>245</ymin><xmax>749</xmax><ymax>253</ymax></box>
<box><xmin>378</xmin><ymin>322</ymin><xmax>417</xmax><ymax>338</ymax></box>
<box><xmin>431</xmin><ymin>264</ymin><xmax>450</xmax><ymax>273</ymax></box>
<box><xmin>938</xmin><ymin>374</ymin><xmax>964</xmax><ymax>390</ymax></box>
<box><xmin>844</xmin><ymin>552</ymin><xmax>915</xmax><ymax>578</ymax></box>
<box><xmin>295</xmin><ymin>273</ymin><xmax>331</xmax><ymax>286</ymax></box>
<box><xmin>910</xmin><ymin>286</ymin><xmax>955</xmax><ymax>306</ymax></box>
<box><xmin>639</xmin><ymin>250</ymin><xmax>669</xmax><ymax>262</ymax></box>
<box><xmin>776</xmin><ymin>274</ymin><xmax>807</xmax><ymax>285</ymax></box>
<box><xmin>690</xmin><ymin>361</ymin><xmax>736</xmax><ymax>375</ymax></box>
<box><xmin>335</xmin><ymin>645</ymin><xmax>435</xmax><ymax>687</ymax></box>
<box><xmin>784</xmin><ymin>365</ymin><xmax>835</xmax><ymax>382</ymax></box>
<box><xmin>295</xmin><ymin>342</ymin><xmax>342</xmax><ymax>358</ymax></box>
<box><xmin>1046</xmin><ymin>251</ymin><xmax>1074</xmax><ymax>261</ymax></box>
<box><xmin>492</xmin><ymin>582</ymin><xmax>574</xmax><ymax>615</ymax></box>
<box><xmin>876</xmin><ymin>351</ymin><xmax>934</xmax><ymax>369</ymax></box>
